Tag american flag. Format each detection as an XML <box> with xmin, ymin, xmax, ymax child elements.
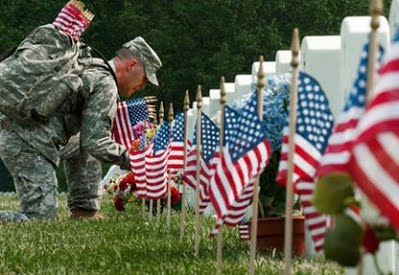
<box><xmin>277</xmin><ymin>72</ymin><xmax>334</xmax><ymax>186</ymax></box>
<box><xmin>317</xmin><ymin>41</ymin><xmax>383</xmax><ymax>177</ymax></box>
<box><xmin>112</xmin><ymin>98</ymin><xmax>149</xmax><ymax>149</ymax></box>
<box><xmin>169</xmin><ymin>113</ymin><xmax>191</xmax><ymax>171</ymax></box>
<box><xmin>296</xmin><ymin>181</ymin><xmax>327</xmax><ymax>252</ymax></box>
<box><xmin>145</xmin><ymin>122</ymin><xmax>171</xmax><ymax>199</ymax></box>
<box><xmin>182</xmin><ymin>112</ymin><xmax>219</xmax><ymax>212</ymax></box>
<box><xmin>349</xmin><ymin>31</ymin><xmax>399</xmax><ymax>231</ymax></box>
<box><xmin>53</xmin><ymin>0</ymin><xmax>91</xmax><ymax>41</ymax></box>
<box><xmin>209</xmin><ymin>102</ymin><xmax>272</xmax><ymax>236</ymax></box>
<box><xmin>129</xmin><ymin>136</ymin><xmax>152</xmax><ymax>198</ymax></box>
<box><xmin>276</xmin><ymin>72</ymin><xmax>334</xmax><ymax>251</ymax></box>
<box><xmin>238</xmin><ymin>223</ymin><xmax>250</xmax><ymax>240</ymax></box>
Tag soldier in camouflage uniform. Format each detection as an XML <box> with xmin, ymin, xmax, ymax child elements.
<box><xmin>0</xmin><ymin>33</ymin><xmax>162</xmax><ymax>221</ymax></box>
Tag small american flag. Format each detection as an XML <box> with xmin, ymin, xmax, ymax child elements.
<box><xmin>129</xmin><ymin>136</ymin><xmax>152</xmax><ymax>198</ymax></box>
<box><xmin>277</xmin><ymin>72</ymin><xmax>334</xmax><ymax>186</ymax></box>
<box><xmin>182</xmin><ymin>112</ymin><xmax>219</xmax><ymax>212</ymax></box>
<box><xmin>350</xmin><ymin>30</ymin><xmax>399</xmax><ymax>231</ymax></box>
<box><xmin>317</xmin><ymin>41</ymin><xmax>383</xmax><ymax>177</ymax></box>
<box><xmin>145</xmin><ymin>122</ymin><xmax>171</xmax><ymax>199</ymax></box>
<box><xmin>276</xmin><ymin>72</ymin><xmax>334</xmax><ymax>252</ymax></box>
<box><xmin>112</xmin><ymin>98</ymin><xmax>149</xmax><ymax>149</ymax></box>
<box><xmin>238</xmin><ymin>223</ymin><xmax>250</xmax><ymax>240</ymax></box>
<box><xmin>53</xmin><ymin>0</ymin><xmax>91</xmax><ymax>41</ymax></box>
<box><xmin>169</xmin><ymin>113</ymin><xmax>191</xmax><ymax>171</ymax></box>
<box><xmin>209</xmin><ymin>102</ymin><xmax>271</xmax><ymax>236</ymax></box>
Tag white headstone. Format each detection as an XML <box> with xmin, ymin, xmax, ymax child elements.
<box><xmin>209</xmin><ymin>89</ymin><xmax>221</xmax><ymax>117</ymax></box>
<box><xmin>301</xmin><ymin>35</ymin><xmax>343</xmax><ymax>117</ymax></box>
<box><xmin>224</xmin><ymin>82</ymin><xmax>236</xmax><ymax>105</ymax></box>
<box><xmin>251</xmin><ymin>61</ymin><xmax>276</xmax><ymax>84</ymax></box>
<box><xmin>341</xmin><ymin>16</ymin><xmax>390</xmax><ymax>100</ymax></box>
<box><xmin>389</xmin><ymin>0</ymin><xmax>399</xmax><ymax>38</ymax></box>
<box><xmin>276</xmin><ymin>50</ymin><xmax>302</xmax><ymax>74</ymax></box>
<box><xmin>186</xmin><ymin>109</ymin><xmax>195</xmax><ymax>141</ymax></box>
<box><xmin>234</xmin><ymin>74</ymin><xmax>253</xmax><ymax>99</ymax></box>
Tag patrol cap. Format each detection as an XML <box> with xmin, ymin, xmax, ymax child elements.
<box><xmin>122</xmin><ymin>36</ymin><xmax>162</xmax><ymax>86</ymax></box>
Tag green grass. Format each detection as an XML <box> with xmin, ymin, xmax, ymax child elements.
<box><xmin>0</xmin><ymin>195</ymin><xmax>343</xmax><ymax>275</ymax></box>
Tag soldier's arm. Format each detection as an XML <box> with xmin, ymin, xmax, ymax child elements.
<box><xmin>80</xmin><ymin>73</ymin><xmax>130</xmax><ymax>169</ymax></box>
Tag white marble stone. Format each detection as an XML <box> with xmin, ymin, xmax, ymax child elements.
<box><xmin>209</xmin><ymin>89</ymin><xmax>221</xmax><ymax>117</ymax></box>
<box><xmin>341</xmin><ymin>16</ymin><xmax>390</xmax><ymax>100</ymax></box>
<box><xmin>234</xmin><ymin>74</ymin><xmax>253</xmax><ymax>99</ymax></box>
<box><xmin>276</xmin><ymin>50</ymin><xmax>292</xmax><ymax>74</ymax></box>
<box><xmin>389</xmin><ymin>0</ymin><xmax>399</xmax><ymax>40</ymax></box>
<box><xmin>301</xmin><ymin>35</ymin><xmax>343</xmax><ymax>117</ymax></box>
<box><xmin>251</xmin><ymin>61</ymin><xmax>276</xmax><ymax>84</ymax></box>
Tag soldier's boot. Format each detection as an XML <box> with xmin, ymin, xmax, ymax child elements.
<box><xmin>70</xmin><ymin>208</ymin><xmax>105</xmax><ymax>220</ymax></box>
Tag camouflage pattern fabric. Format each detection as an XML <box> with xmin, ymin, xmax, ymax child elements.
<box><xmin>0</xmin><ymin>129</ymin><xmax>58</xmax><ymax>220</ymax></box>
<box><xmin>0</xmin><ymin>29</ymin><xmax>131</xmax><ymax>221</ymax></box>
<box><xmin>61</xmin><ymin>133</ymin><xmax>102</xmax><ymax>211</ymax></box>
<box><xmin>0</xmin><ymin>211</ymin><xmax>29</xmax><ymax>222</ymax></box>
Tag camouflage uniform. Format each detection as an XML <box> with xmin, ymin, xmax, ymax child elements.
<box><xmin>0</xmin><ymin>42</ymin><xmax>130</xmax><ymax>221</ymax></box>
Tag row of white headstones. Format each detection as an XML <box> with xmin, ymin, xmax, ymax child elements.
<box><xmin>182</xmin><ymin>3</ymin><xmax>399</xmax><ymax>274</ymax></box>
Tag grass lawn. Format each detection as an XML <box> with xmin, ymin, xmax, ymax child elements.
<box><xmin>0</xmin><ymin>194</ymin><xmax>343</xmax><ymax>274</ymax></box>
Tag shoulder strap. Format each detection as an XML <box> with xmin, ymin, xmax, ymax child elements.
<box><xmin>0</xmin><ymin>46</ymin><xmax>17</xmax><ymax>62</ymax></box>
<box><xmin>87</xmin><ymin>45</ymin><xmax>118</xmax><ymax>86</ymax></box>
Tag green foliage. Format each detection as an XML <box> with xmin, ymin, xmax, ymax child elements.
<box><xmin>0</xmin><ymin>194</ymin><xmax>343</xmax><ymax>274</ymax></box>
<box><xmin>324</xmin><ymin>214</ymin><xmax>363</xmax><ymax>267</ymax></box>
<box><xmin>313</xmin><ymin>173</ymin><xmax>355</xmax><ymax>214</ymax></box>
<box><xmin>258</xmin><ymin>151</ymin><xmax>287</xmax><ymax>217</ymax></box>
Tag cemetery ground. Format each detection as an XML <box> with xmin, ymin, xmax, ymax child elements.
<box><xmin>0</xmin><ymin>194</ymin><xmax>342</xmax><ymax>274</ymax></box>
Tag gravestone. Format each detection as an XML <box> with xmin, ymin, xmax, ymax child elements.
<box><xmin>275</xmin><ymin>50</ymin><xmax>296</xmax><ymax>74</ymax></box>
<box><xmin>251</xmin><ymin>61</ymin><xmax>276</xmax><ymax>84</ymax></box>
<box><xmin>234</xmin><ymin>74</ymin><xmax>253</xmax><ymax>99</ymax></box>
<box><xmin>389</xmin><ymin>0</ymin><xmax>399</xmax><ymax>38</ymax></box>
<box><xmin>301</xmin><ymin>35</ymin><xmax>343</xmax><ymax>117</ymax></box>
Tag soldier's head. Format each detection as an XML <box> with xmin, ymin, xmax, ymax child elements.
<box><xmin>114</xmin><ymin>37</ymin><xmax>162</xmax><ymax>97</ymax></box>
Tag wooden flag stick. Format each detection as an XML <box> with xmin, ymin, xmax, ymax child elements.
<box><xmin>355</xmin><ymin>1</ymin><xmax>383</xmax><ymax>274</ymax></box>
<box><xmin>156</xmin><ymin>102</ymin><xmax>165</xmax><ymax>221</ymax></box>
<box><xmin>216</xmin><ymin>77</ymin><xmax>227</xmax><ymax>275</ymax></box>
<box><xmin>194</xmin><ymin>85</ymin><xmax>203</xmax><ymax>257</ymax></box>
<box><xmin>283</xmin><ymin>28</ymin><xmax>300</xmax><ymax>275</ymax></box>
<box><xmin>249</xmin><ymin>55</ymin><xmax>266</xmax><ymax>275</ymax></box>
<box><xmin>167</xmin><ymin>103</ymin><xmax>174</xmax><ymax>228</ymax></box>
<box><xmin>366</xmin><ymin>0</ymin><xmax>383</xmax><ymax>98</ymax></box>
<box><xmin>180</xmin><ymin>90</ymin><xmax>190</xmax><ymax>240</ymax></box>
<box><xmin>143</xmin><ymin>120</ymin><xmax>148</xmax><ymax>218</ymax></box>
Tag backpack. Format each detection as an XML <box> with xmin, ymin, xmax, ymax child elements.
<box><xmin>0</xmin><ymin>24</ymin><xmax>116</xmax><ymax>125</ymax></box>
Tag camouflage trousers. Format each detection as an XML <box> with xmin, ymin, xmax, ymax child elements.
<box><xmin>0</xmin><ymin>130</ymin><xmax>102</xmax><ymax>221</ymax></box>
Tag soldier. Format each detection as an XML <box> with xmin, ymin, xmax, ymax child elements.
<box><xmin>0</xmin><ymin>5</ymin><xmax>162</xmax><ymax>221</ymax></box>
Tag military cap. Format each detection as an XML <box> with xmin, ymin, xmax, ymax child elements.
<box><xmin>122</xmin><ymin>37</ymin><xmax>162</xmax><ymax>86</ymax></box>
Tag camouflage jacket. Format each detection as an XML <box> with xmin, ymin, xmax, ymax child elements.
<box><xmin>0</xmin><ymin>47</ymin><xmax>130</xmax><ymax>169</ymax></box>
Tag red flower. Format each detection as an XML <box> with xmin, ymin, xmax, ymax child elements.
<box><xmin>362</xmin><ymin>224</ymin><xmax>380</xmax><ymax>254</ymax></box>
<box><xmin>170</xmin><ymin>186</ymin><xmax>181</xmax><ymax>206</ymax></box>
<box><xmin>114</xmin><ymin>196</ymin><xmax>125</xmax><ymax>212</ymax></box>
<box><xmin>119</xmin><ymin>181</ymin><xmax>129</xmax><ymax>191</ymax></box>
<box><xmin>121</xmin><ymin>173</ymin><xmax>135</xmax><ymax>185</ymax></box>
<box><xmin>129</xmin><ymin>183</ymin><xmax>138</xmax><ymax>193</ymax></box>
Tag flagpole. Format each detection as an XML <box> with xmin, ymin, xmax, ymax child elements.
<box><xmin>194</xmin><ymin>85</ymin><xmax>203</xmax><ymax>257</ymax></box>
<box><xmin>356</xmin><ymin>1</ymin><xmax>383</xmax><ymax>274</ymax></box>
<box><xmin>167</xmin><ymin>103</ymin><xmax>174</xmax><ymax>228</ymax></box>
<box><xmin>180</xmin><ymin>90</ymin><xmax>190</xmax><ymax>240</ymax></box>
<box><xmin>366</xmin><ymin>0</ymin><xmax>383</xmax><ymax>98</ymax></box>
<box><xmin>216</xmin><ymin>77</ymin><xmax>227</xmax><ymax>275</ymax></box>
<box><xmin>283</xmin><ymin>28</ymin><xmax>300</xmax><ymax>275</ymax></box>
<box><xmin>142</xmin><ymin>120</ymin><xmax>148</xmax><ymax>219</ymax></box>
<box><xmin>248</xmin><ymin>55</ymin><xmax>265</xmax><ymax>275</ymax></box>
<box><xmin>155</xmin><ymin>102</ymin><xmax>165</xmax><ymax>221</ymax></box>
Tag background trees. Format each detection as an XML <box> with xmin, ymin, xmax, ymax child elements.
<box><xmin>0</xmin><ymin>0</ymin><xmax>392</xmax><ymax>190</ymax></box>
